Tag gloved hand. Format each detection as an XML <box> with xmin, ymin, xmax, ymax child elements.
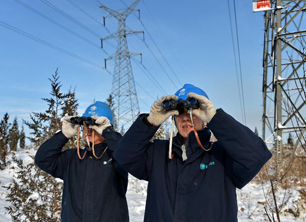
<box><xmin>61</xmin><ymin>116</ymin><xmax>79</xmax><ymax>138</ymax></box>
<box><xmin>89</xmin><ymin>116</ymin><xmax>111</xmax><ymax>135</ymax></box>
<box><xmin>147</xmin><ymin>95</ymin><xmax>179</xmax><ymax>126</ymax></box>
<box><xmin>187</xmin><ymin>92</ymin><xmax>216</xmax><ymax>123</ymax></box>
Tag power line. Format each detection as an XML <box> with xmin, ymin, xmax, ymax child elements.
<box><xmin>142</xmin><ymin>0</ymin><xmax>188</xmax><ymax>80</ymax></box>
<box><xmin>119</xmin><ymin>0</ymin><xmax>180</xmax><ymax>89</ymax></box>
<box><xmin>226</xmin><ymin>0</ymin><xmax>244</xmax><ymax>123</ymax></box>
<box><xmin>0</xmin><ymin>20</ymin><xmax>157</xmax><ymax>111</ymax></box>
<box><xmin>132</xmin><ymin>58</ymin><xmax>168</xmax><ymax>95</ymax></box>
<box><xmin>65</xmin><ymin>0</ymin><xmax>114</xmax><ymax>37</ymax></box>
<box><xmin>227</xmin><ymin>0</ymin><xmax>247</xmax><ymax>125</ymax></box>
<box><xmin>232</xmin><ymin>0</ymin><xmax>246</xmax><ymax>125</ymax></box>
<box><xmin>66</xmin><ymin>0</ymin><xmax>103</xmax><ymax>26</ymax></box>
<box><xmin>14</xmin><ymin>0</ymin><xmax>112</xmax><ymax>56</ymax></box>
<box><xmin>41</xmin><ymin>0</ymin><xmax>101</xmax><ymax>39</ymax></box>
<box><xmin>0</xmin><ymin>20</ymin><xmax>111</xmax><ymax>74</ymax></box>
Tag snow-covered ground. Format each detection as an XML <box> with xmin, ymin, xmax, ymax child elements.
<box><xmin>0</xmin><ymin>148</ymin><xmax>305</xmax><ymax>222</ymax></box>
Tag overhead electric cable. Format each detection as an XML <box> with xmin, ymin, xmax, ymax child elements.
<box><xmin>226</xmin><ymin>0</ymin><xmax>244</xmax><ymax>123</ymax></box>
<box><xmin>119</xmin><ymin>0</ymin><xmax>180</xmax><ymax>88</ymax></box>
<box><xmin>0</xmin><ymin>21</ymin><xmax>156</xmax><ymax>108</ymax></box>
<box><xmin>65</xmin><ymin>0</ymin><xmax>113</xmax><ymax>35</ymax></box>
<box><xmin>135</xmin><ymin>82</ymin><xmax>156</xmax><ymax>101</ymax></box>
<box><xmin>142</xmin><ymin>0</ymin><xmax>188</xmax><ymax>78</ymax></box>
<box><xmin>132</xmin><ymin>58</ymin><xmax>168</xmax><ymax>95</ymax></box>
<box><xmin>41</xmin><ymin>0</ymin><xmax>101</xmax><ymax>38</ymax></box>
<box><xmin>41</xmin><ymin>0</ymin><xmax>115</xmax><ymax>48</ymax></box>
<box><xmin>232</xmin><ymin>0</ymin><xmax>247</xmax><ymax>125</ymax></box>
<box><xmin>14</xmin><ymin>0</ymin><xmax>113</xmax><ymax>56</ymax></box>
<box><xmin>0</xmin><ymin>20</ymin><xmax>111</xmax><ymax>75</ymax></box>
<box><xmin>141</xmin><ymin>38</ymin><xmax>178</xmax><ymax>88</ymax></box>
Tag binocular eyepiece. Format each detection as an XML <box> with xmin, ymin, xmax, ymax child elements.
<box><xmin>70</xmin><ymin>117</ymin><xmax>96</xmax><ymax>126</ymax></box>
<box><xmin>162</xmin><ymin>97</ymin><xmax>199</xmax><ymax>114</ymax></box>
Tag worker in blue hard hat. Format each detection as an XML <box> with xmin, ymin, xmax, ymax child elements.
<box><xmin>114</xmin><ymin>83</ymin><xmax>272</xmax><ymax>222</ymax></box>
<box><xmin>35</xmin><ymin>101</ymin><xmax>129</xmax><ymax>222</ymax></box>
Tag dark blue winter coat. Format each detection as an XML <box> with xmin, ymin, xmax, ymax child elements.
<box><xmin>35</xmin><ymin>127</ymin><xmax>129</xmax><ymax>222</ymax></box>
<box><xmin>114</xmin><ymin>109</ymin><xmax>272</xmax><ymax>222</ymax></box>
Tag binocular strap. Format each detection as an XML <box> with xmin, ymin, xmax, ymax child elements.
<box><xmin>76</xmin><ymin>126</ymin><xmax>109</xmax><ymax>160</ymax></box>
<box><xmin>169</xmin><ymin>117</ymin><xmax>175</xmax><ymax>159</ymax></box>
<box><xmin>91</xmin><ymin>130</ymin><xmax>109</xmax><ymax>159</ymax></box>
<box><xmin>189</xmin><ymin>110</ymin><xmax>213</xmax><ymax>152</ymax></box>
<box><xmin>77</xmin><ymin>126</ymin><xmax>87</xmax><ymax>160</ymax></box>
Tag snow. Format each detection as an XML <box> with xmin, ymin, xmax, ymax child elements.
<box><xmin>0</xmin><ymin>148</ymin><xmax>305</xmax><ymax>222</ymax></box>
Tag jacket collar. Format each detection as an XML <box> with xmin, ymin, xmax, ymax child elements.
<box><xmin>172</xmin><ymin>128</ymin><xmax>212</xmax><ymax>161</ymax></box>
<box><xmin>85</xmin><ymin>142</ymin><xmax>108</xmax><ymax>155</ymax></box>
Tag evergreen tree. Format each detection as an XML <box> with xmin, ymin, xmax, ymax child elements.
<box><xmin>105</xmin><ymin>94</ymin><xmax>117</xmax><ymax>130</ymax></box>
<box><xmin>0</xmin><ymin>113</ymin><xmax>10</xmax><ymax>169</ymax></box>
<box><xmin>9</xmin><ymin>117</ymin><xmax>19</xmax><ymax>152</ymax></box>
<box><xmin>62</xmin><ymin>87</ymin><xmax>79</xmax><ymax>149</ymax></box>
<box><xmin>19</xmin><ymin>125</ymin><xmax>26</xmax><ymax>149</ymax></box>
<box><xmin>120</xmin><ymin>125</ymin><xmax>125</xmax><ymax>135</ymax></box>
<box><xmin>151</xmin><ymin>120</ymin><xmax>171</xmax><ymax>141</ymax></box>
<box><xmin>62</xmin><ymin>87</ymin><xmax>78</xmax><ymax>116</ymax></box>
<box><xmin>288</xmin><ymin>132</ymin><xmax>294</xmax><ymax>146</ymax></box>
<box><xmin>23</xmin><ymin>113</ymin><xmax>46</xmax><ymax>147</ymax></box>
<box><xmin>254</xmin><ymin>127</ymin><xmax>259</xmax><ymax>136</ymax></box>
<box><xmin>23</xmin><ymin>69</ymin><xmax>78</xmax><ymax>148</ymax></box>
<box><xmin>4</xmin><ymin>154</ymin><xmax>62</xmax><ymax>221</ymax></box>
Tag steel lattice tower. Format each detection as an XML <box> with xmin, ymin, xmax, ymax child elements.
<box><xmin>100</xmin><ymin>0</ymin><xmax>143</xmax><ymax>132</ymax></box>
<box><xmin>262</xmin><ymin>0</ymin><xmax>306</xmax><ymax>164</ymax></box>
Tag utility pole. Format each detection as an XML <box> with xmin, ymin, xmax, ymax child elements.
<box><xmin>261</xmin><ymin>0</ymin><xmax>306</xmax><ymax>165</ymax></box>
<box><xmin>100</xmin><ymin>0</ymin><xmax>143</xmax><ymax>132</ymax></box>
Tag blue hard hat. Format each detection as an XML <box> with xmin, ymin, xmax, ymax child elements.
<box><xmin>82</xmin><ymin>101</ymin><xmax>114</xmax><ymax>125</ymax></box>
<box><xmin>175</xmin><ymin>84</ymin><xmax>209</xmax><ymax>100</ymax></box>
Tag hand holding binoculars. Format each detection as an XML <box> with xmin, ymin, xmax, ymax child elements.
<box><xmin>70</xmin><ymin>117</ymin><xmax>96</xmax><ymax>126</ymax></box>
<box><xmin>162</xmin><ymin>97</ymin><xmax>199</xmax><ymax>114</ymax></box>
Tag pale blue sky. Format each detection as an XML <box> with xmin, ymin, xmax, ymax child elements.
<box><xmin>0</xmin><ymin>0</ymin><xmax>266</xmax><ymax>143</ymax></box>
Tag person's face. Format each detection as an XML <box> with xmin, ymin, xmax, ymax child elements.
<box><xmin>175</xmin><ymin>108</ymin><xmax>203</xmax><ymax>142</ymax></box>
<box><xmin>82</xmin><ymin>125</ymin><xmax>105</xmax><ymax>144</ymax></box>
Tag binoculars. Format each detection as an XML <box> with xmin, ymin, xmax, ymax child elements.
<box><xmin>70</xmin><ymin>117</ymin><xmax>96</xmax><ymax>126</ymax></box>
<box><xmin>162</xmin><ymin>98</ymin><xmax>199</xmax><ymax>114</ymax></box>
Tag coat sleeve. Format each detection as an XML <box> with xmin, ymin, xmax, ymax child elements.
<box><xmin>113</xmin><ymin>114</ymin><xmax>159</xmax><ymax>181</ymax></box>
<box><xmin>34</xmin><ymin>131</ymin><xmax>71</xmax><ymax>179</ymax></box>
<box><xmin>102</xmin><ymin>126</ymin><xmax>128</xmax><ymax>178</ymax></box>
<box><xmin>207</xmin><ymin>109</ymin><xmax>272</xmax><ymax>189</ymax></box>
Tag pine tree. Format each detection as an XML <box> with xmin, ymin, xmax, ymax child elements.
<box><xmin>0</xmin><ymin>113</ymin><xmax>10</xmax><ymax>169</ymax></box>
<box><xmin>120</xmin><ymin>125</ymin><xmax>125</xmax><ymax>135</ymax></box>
<box><xmin>23</xmin><ymin>69</ymin><xmax>78</xmax><ymax>148</ymax></box>
<box><xmin>9</xmin><ymin>117</ymin><xmax>19</xmax><ymax>152</ymax></box>
<box><xmin>105</xmin><ymin>94</ymin><xmax>117</xmax><ymax>130</ymax></box>
<box><xmin>62</xmin><ymin>87</ymin><xmax>79</xmax><ymax>149</ymax></box>
<box><xmin>151</xmin><ymin>120</ymin><xmax>171</xmax><ymax>141</ymax></box>
<box><xmin>254</xmin><ymin>127</ymin><xmax>259</xmax><ymax>136</ymax></box>
<box><xmin>62</xmin><ymin>87</ymin><xmax>78</xmax><ymax>116</ymax></box>
<box><xmin>23</xmin><ymin>113</ymin><xmax>46</xmax><ymax>147</ymax></box>
<box><xmin>4</xmin><ymin>153</ymin><xmax>62</xmax><ymax>221</ymax></box>
<box><xmin>19</xmin><ymin>125</ymin><xmax>26</xmax><ymax>149</ymax></box>
<box><xmin>288</xmin><ymin>132</ymin><xmax>294</xmax><ymax>146</ymax></box>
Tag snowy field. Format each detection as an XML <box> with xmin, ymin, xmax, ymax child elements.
<box><xmin>0</xmin><ymin>148</ymin><xmax>305</xmax><ymax>222</ymax></box>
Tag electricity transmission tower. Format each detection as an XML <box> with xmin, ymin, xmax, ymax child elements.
<box><xmin>100</xmin><ymin>0</ymin><xmax>143</xmax><ymax>132</ymax></box>
<box><xmin>262</xmin><ymin>0</ymin><xmax>306</xmax><ymax>165</ymax></box>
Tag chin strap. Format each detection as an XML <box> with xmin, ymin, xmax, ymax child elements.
<box><xmin>189</xmin><ymin>109</ymin><xmax>213</xmax><ymax>152</ymax></box>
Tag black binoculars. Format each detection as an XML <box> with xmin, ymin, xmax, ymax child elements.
<box><xmin>162</xmin><ymin>97</ymin><xmax>199</xmax><ymax>114</ymax></box>
<box><xmin>70</xmin><ymin>117</ymin><xmax>96</xmax><ymax>126</ymax></box>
